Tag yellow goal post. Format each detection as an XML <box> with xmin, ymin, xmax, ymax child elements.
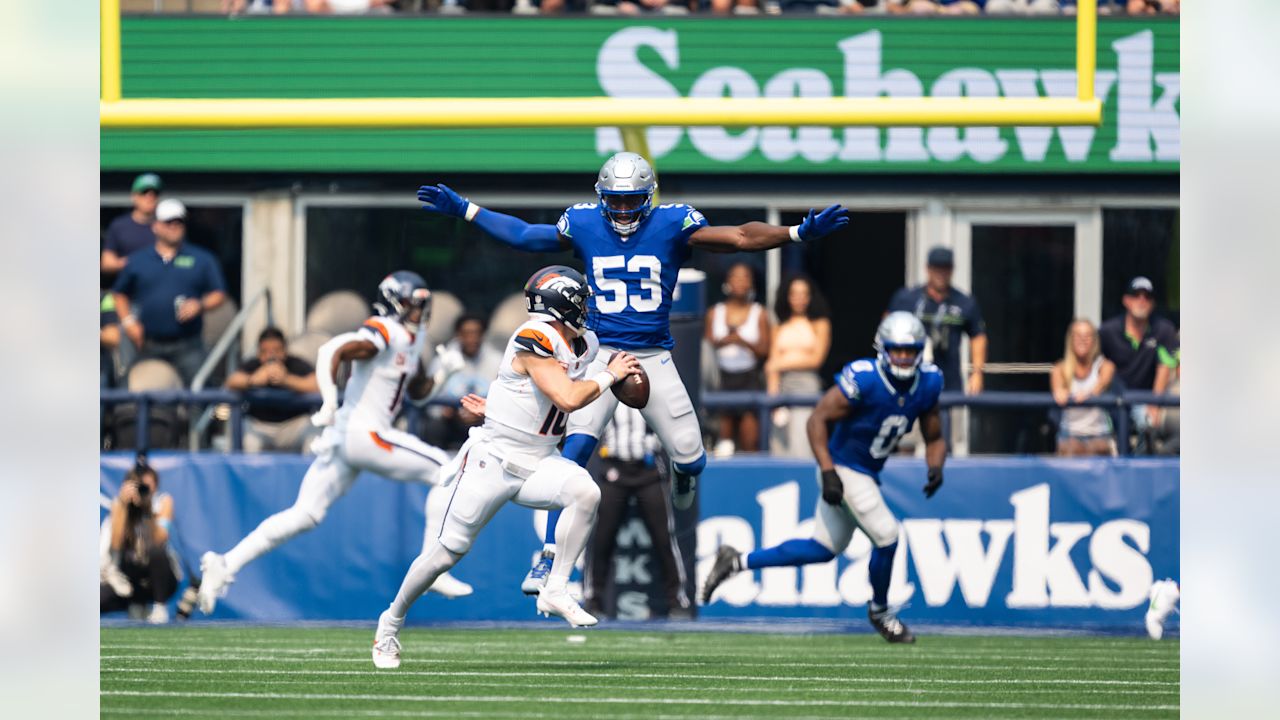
<box><xmin>99</xmin><ymin>0</ymin><xmax>1100</xmax><ymax>130</ymax></box>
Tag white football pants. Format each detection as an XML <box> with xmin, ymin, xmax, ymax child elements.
<box><xmin>222</xmin><ymin>423</ymin><xmax>452</xmax><ymax>574</ymax></box>
<box><xmin>565</xmin><ymin>346</ymin><xmax>704</xmax><ymax>465</ymax></box>
<box><xmin>812</xmin><ymin>465</ymin><xmax>901</xmax><ymax>552</ymax></box>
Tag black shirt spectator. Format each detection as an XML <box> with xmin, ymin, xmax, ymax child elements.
<box><xmin>1098</xmin><ymin>277</ymin><xmax>1179</xmax><ymax>392</ymax></box>
<box><xmin>226</xmin><ymin>328</ymin><xmax>321</xmax><ymax>453</ymax></box>
<box><xmin>235</xmin><ymin>356</ymin><xmax>318</xmax><ymax>423</ymax></box>
<box><xmin>102</xmin><ymin>173</ymin><xmax>162</xmax><ymax>277</ymax></box>
<box><xmin>887</xmin><ymin>247</ymin><xmax>987</xmax><ymax>393</ymax></box>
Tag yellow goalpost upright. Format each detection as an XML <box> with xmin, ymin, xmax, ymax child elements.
<box><xmin>99</xmin><ymin>0</ymin><xmax>1099</xmax><ymax>130</ymax></box>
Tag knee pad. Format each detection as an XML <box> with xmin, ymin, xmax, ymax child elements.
<box><xmin>673</xmin><ymin>452</ymin><xmax>706</xmax><ymax>477</ymax></box>
<box><xmin>437</xmin><ymin>526</ymin><xmax>474</xmax><ymax>556</ymax></box>
<box><xmin>562</xmin><ymin>434</ymin><xmax>599</xmax><ymax>468</ymax></box>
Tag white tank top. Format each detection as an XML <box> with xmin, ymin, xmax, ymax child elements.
<box><xmin>1062</xmin><ymin>357</ymin><xmax>1111</xmax><ymax>438</ymax></box>
<box><xmin>711</xmin><ymin>302</ymin><xmax>762</xmax><ymax>374</ymax></box>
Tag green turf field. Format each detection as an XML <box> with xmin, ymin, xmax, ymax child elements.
<box><xmin>101</xmin><ymin>626</ymin><xmax>1179</xmax><ymax>718</ymax></box>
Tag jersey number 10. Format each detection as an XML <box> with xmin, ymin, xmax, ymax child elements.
<box><xmin>593</xmin><ymin>255</ymin><xmax>662</xmax><ymax>314</ymax></box>
<box><xmin>538</xmin><ymin>406</ymin><xmax>568</xmax><ymax>437</ymax></box>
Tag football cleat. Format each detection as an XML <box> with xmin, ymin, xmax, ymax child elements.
<box><xmin>522</xmin><ymin>550</ymin><xmax>554</xmax><ymax>595</ymax></box>
<box><xmin>699</xmin><ymin>545</ymin><xmax>742</xmax><ymax>605</ymax></box>
<box><xmin>868</xmin><ymin>606</ymin><xmax>916</xmax><ymax>644</ymax></box>
<box><xmin>1145</xmin><ymin>578</ymin><xmax>1180</xmax><ymax>640</ymax></box>
<box><xmin>428</xmin><ymin>572</ymin><xmax>474</xmax><ymax>599</ymax></box>
<box><xmin>537</xmin><ymin>588</ymin><xmax>598</xmax><ymax>628</ymax></box>
<box><xmin>372</xmin><ymin>610</ymin><xmax>404</xmax><ymax>669</ymax></box>
<box><xmin>102</xmin><ymin>562</ymin><xmax>133</xmax><ymax>599</ymax></box>
<box><xmin>672</xmin><ymin>474</ymin><xmax>697</xmax><ymax>511</ymax></box>
<box><xmin>197</xmin><ymin>551</ymin><xmax>235</xmax><ymax>615</ymax></box>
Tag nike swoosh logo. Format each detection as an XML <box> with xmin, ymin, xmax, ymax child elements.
<box><xmin>661</xmin><ymin>357</ymin><xmax>671</xmax><ymax>364</ymax></box>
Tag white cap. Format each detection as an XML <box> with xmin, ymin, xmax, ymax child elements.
<box><xmin>155</xmin><ymin>198</ymin><xmax>187</xmax><ymax>222</ymax></box>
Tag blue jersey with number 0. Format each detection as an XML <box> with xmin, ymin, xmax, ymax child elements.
<box><xmin>557</xmin><ymin>202</ymin><xmax>708</xmax><ymax>350</ymax></box>
<box><xmin>828</xmin><ymin>358</ymin><xmax>944</xmax><ymax>480</ymax></box>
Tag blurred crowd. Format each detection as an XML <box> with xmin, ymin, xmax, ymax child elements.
<box><xmin>101</xmin><ymin>174</ymin><xmax>1178</xmax><ymax>458</ymax></box>
<box><xmin>179</xmin><ymin>0</ymin><xmax>1181</xmax><ymax>16</ymax></box>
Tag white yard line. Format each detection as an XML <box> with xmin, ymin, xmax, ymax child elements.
<box><xmin>98</xmin><ymin>653</ymin><xmax>1178</xmax><ymax>674</ymax></box>
<box><xmin>99</xmin><ymin>666</ymin><xmax>1179</xmax><ymax>687</ymax></box>
<box><xmin>100</xmin><ymin>689</ymin><xmax>1179</xmax><ymax>711</ymax></box>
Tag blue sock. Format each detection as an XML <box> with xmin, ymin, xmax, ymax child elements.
<box><xmin>543</xmin><ymin>434</ymin><xmax>599</xmax><ymax>547</ymax></box>
<box><xmin>746</xmin><ymin>539</ymin><xmax>836</xmax><ymax>570</ymax></box>
<box><xmin>869</xmin><ymin>542</ymin><xmax>897</xmax><ymax>609</ymax></box>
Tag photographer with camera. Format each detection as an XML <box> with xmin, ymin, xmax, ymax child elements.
<box><xmin>100</xmin><ymin>457</ymin><xmax>181</xmax><ymax>622</ymax></box>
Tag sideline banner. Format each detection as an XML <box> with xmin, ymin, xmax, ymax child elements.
<box><xmin>101</xmin><ymin>453</ymin><xmax>1177</xmax><ymax>629</ymax></box>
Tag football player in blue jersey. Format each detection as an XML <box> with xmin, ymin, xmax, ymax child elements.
<box><xmin>699</xmin><ymin>312</ymin><xmax>947</xmax><ymax>643</ymax></box>
<box><xmin>418</xmin><ymin>151</ymin><xmax>849</xmax><ymax>594</ymax></box>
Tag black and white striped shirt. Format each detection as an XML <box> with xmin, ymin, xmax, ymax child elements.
<box><xmin>601</xmin><ymin>405</ymin><xmax>653</xmax><ymax>463</ymax></box>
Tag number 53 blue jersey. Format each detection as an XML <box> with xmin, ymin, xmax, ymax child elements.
<box><xmin>557</xmin><ymin>202</ymin><xmax>708</xmax><ymax>350</ymax></box>
<box><xmin>829</xmin><ymin>359</ymin><xmax>944</xmax><ymax>481</ymax></box>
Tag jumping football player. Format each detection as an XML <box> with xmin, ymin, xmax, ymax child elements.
<box><xmin>417</xmin><ymin>151</ymin><xmax>850</xmax><ymax>593</ymax></box>
<box><xmin>700</xmin><ymin>312</ymin><xmax>946</xmax><ymax>643</ymax></box>
<box><xmin>371</xmin><ymin>266</ymin><xmax>641</xmax><ymax>668</ymax></box>
<box><xmin>198</xmin><ymin>271</ymin><xmax>473</xmax><ymax>614</ymax></box>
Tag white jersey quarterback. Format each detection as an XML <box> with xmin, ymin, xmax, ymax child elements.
<box><xmin>374</xmin><ymin>265</ymin><xmax>626</xmax><ymax>668</ymax></box>
<box><xmin>197</xmin><ymin>271</ymin><xmax>472</xmax><ymax>615</ymax></box>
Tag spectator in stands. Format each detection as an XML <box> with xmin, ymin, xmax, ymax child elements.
<box><xmin>1099</xmin><ymin>276</ymin><xmax>1178</xmax><ymax>454</ymax></box>
<box><xmin>1152</xmin><ymin>341</ymin><xmax>1180</xmax><ymax>455</ymax></box>
<box><xmin>706</xmin><ymin>263</ymin><xmax>770</xmax><ymax>455</ymax></box>
<box><xmin>224</xmin><ymin>0</ymin><xmax>400</xmax><ymax>13</ymax></box>
<box><xmin>101</xmin><ymin>173</ymin><xmax>161</xmax><ymax>277</ymax></box>
<box><xmin>591</xmin><ymin>0</ymin><xmax>676</xmax><ymax>14</ymax></box>
<box><xmin>424</xmin><ymin>314</ymin><xmax>502</xmax><ymax>448</ymax></box>
<box><xmin>985</xmin><ymin>0</ymin><xmax>1059</xmax><ymax>13</ymax></box>
<box><xmin>225</xmin><ymin>327</ymin><xmax>322</xmax><ymax>454</ymax></box>
<box><xmin>1127</xmin><ymin>0</ymin><xmax>1177</xmax><ymax>14</ymax></box>
<box><xmin>887</xmin><ymin>0</ymin><xmax>982</xmax><ymax>13</ymax></box>
<box><xmin>584</xmin><ymin>405</ymin><xmax>691</xmax><ymax>621</ymax></box>
<box><xmin>766</xmin><ymin>274</ymin><xmax>831</xmax><ymax>458</ymax></box>
<box><xmin>101</xmin><ymin>458</ymin><xmax>178</xmax><ymax>624</ymax></box>
<box><xmin>705</xmin><ymin>0</ymin><xmax>761</xmax><ymax>14</ymax></box>
<box><xmin>101</xmin><ymin>292</ymin><xmax>122</xmax><ymax>389</ymax></box>
<box><xmin>112</xmin><ymin>198</ymin><xmax>227</xmax><ymax>387</ymax></box>
<box><xmin>1051</xmin><ymin>319</ymin><xmax>1116</xmax><ymax>456</ymax></box>
<box><xmin>887</xmin><ymin>246</ymin><xmax>987</xmax><ymax>394</ymax></box>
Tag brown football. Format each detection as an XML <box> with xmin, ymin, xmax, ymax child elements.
<box><xmin>610</xmin><ymin>354</ymin><xmax>650</xmax><ymax>409</ymax></box>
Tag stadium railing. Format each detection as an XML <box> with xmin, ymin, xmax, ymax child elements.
<box><xmin>102</xmin><ymin>388</ymin><xmax>1178</xmax><ymax>455</ymax></box>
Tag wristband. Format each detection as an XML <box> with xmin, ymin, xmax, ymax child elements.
<box><xmin>157</xmin><ymin>517</ymin><xmax>172</xmax><ymax>532</ymax></box>
<box><xmin>591</xmin><ymin>369</ymin><xmax>619</xmax><ymax>395</ymax></box>
<box><xmin>788</xmin><ymin>225</ymin><xmax>803</xmax><ymax>243</ymax></box>
<box><xmin>122</xmin><ymin>314</ymin><xmax>138</xmax><ymax>327</ymax></box>
<box><xmin>464</xmin><ymin>202</ymin><xmax>481</xmax><ymax>222</ymax></box>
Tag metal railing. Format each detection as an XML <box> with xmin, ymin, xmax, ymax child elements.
<box><xmin>703</xmin><ymin>390</ymin><xmax>1180</xmax><ymax>456</ymax></box>
<box><xmin>189</xmin><ymin>288</ymin><xmax>274</xmax><ymax>450</ymax></box>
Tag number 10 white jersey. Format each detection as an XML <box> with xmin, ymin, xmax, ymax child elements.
<box><xmin>482</xmin><ymin>320</ymin><xmax>599</xmax><ymax>458</ymax></box>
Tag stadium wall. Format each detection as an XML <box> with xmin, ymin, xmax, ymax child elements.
<box><xmin>102</xmin><ymin>16</ymin><xmax>1178</xmax><ymax>174</ymax></box>
<box><xmin>100</xmin><ymin>453</ymin><xmax>1177</xmax><ymax>631</ymax></box>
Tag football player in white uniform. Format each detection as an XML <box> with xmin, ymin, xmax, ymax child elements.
<box><xmin>198</xmin><ymin>271</ymin><xmax>473</xmax><ymax>614</ymax></box>
<box><xmin>371</xmin><ymin>265</ymin><xmax>641</xmax><ymax>669</ymax></box>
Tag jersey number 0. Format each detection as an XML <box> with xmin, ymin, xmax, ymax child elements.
<box><xmin>593</xmin><ymin>255</ymin><xmax>662</xmax><ymax>314</ymax></box>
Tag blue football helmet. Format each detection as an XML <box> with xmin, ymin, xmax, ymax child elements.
<box><xmin>874</xmin><ymin>311</ymin><xmax>927</xmax><ymax>381</ymax></box>
<box><xmin>375</xmin><ymin>270</ymin><xmax>432</xmax><ymax>324</ymax></box>
<box><xmin>595</xmin><ymin>151</ymin><xmax>656</xmax><ymax>237</ymax></box>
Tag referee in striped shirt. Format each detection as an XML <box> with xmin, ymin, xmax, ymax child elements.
<box><xmin>585</xmin><ymin>404</ymin><xmax>691</xmax><ymax>620</ymax></box>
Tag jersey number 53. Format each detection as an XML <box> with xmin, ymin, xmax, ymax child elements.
<box><xmin>593</xmin><ymin>255</ymin><xmax>662</xmax><ymax>314</ymax></box>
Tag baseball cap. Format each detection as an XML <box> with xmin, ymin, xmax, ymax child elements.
<box><xmin>131</xmin><ymin>173</ymin><xmax>162</xmax><ymax>194</ymax></box>
<box><xmin>155</xmin><ymin>198</ymin><xmax>187</xmax><ymax>223</ymax></box>
<box><xmin>926</xmin><ymin>246</ymin><xmax>954</xmax><ymax>268</ymax></box>
<box><xmin>1126</xmin><ymin>276</ymin><xmax>1155</xmax><ymax>296</ymax></box>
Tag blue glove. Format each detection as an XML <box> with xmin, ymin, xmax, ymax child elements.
<box><xmin>417</xmin><ymin>184</ymin><xmax>470</xmax><ymax>218</ymax></box>
<box><xmin>797</xmin><ymin>204</ymin><xmax>849</xmax><ymax>241</ymax></box>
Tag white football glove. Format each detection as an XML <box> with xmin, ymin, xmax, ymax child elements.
<box><xmin>311</xmin><ymin>402</ymin><xmax>338</xmax><ymax>428</ymax></box>
<box><xmin>435</xmin><ymin>344</ymin><xmax>467</xmax><ymax>377</ymax></box>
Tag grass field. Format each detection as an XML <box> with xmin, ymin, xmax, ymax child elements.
<box><xmin>101</xmin><ymin>625</ymin><xmax>1179</xmax><ymax>719</ymax></box>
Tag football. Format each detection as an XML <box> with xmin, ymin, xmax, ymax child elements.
<box><xmin>610</xmin><ymin>354</ymin><xmax>650</xmax><ymax>409</ymax></box>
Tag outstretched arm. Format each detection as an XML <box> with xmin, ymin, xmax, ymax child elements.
<box><xmin>689</xmin><ymin>205</ymin><xmax>849</xmax><ymax>253</ymax></box>
<box><xmin>418</xmin><ymin>184</ymin><xmax>567</xmax><ymax>252</ymax></box>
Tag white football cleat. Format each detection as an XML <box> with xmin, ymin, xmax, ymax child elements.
<box><xmin>1145</xmin><ymin>578</ymin><xmax>1180</xmax><ymax>640</ymax></box>
<box><xmin>536</xmin><ymin>588</ymin><xmax>598</xmax><ymax>628</ymax></box>
<box><xmin>429</xmin><ymin>572</ymin><xmax>474</xmax><ymax>599</ymax></box>
<box><xmin>102</xmin><ymin>563</ymin><xmax>133</xmax><ymax>599</ymax></box>
<box><xmin>372</xmin><ymin>610</ymin><xmax>404</xmax><ymax>669</ymax></box>
<box><xmin>197</xmin><ymin>551</ymin><xmax>235</xmax><ymax>615</ymax></box>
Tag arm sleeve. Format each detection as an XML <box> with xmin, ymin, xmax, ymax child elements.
<box><xmin>111</xmin><ymin>265</ymin><xmax>135</xmax><ymax>296</ymax></box>
<box><xmin>512</xmin><ymin>327</ymin><xmax>557</xmax><ymax>358</ymax></box>
<box><xmin>677</xmin><ymin>205</ymin><xmax>708</xmax><ymax>243</ymax></box>
<box><xmin>471</xmin><ymin>207</ymin><xmax>563</xmax><ymax>252</ymax></box>
<box><xmin>965</xmin><ymin>298</ymin><xmax>986</xmax><ymax>336</ymax></box>
<box><xmin>359</xmin><ymin>319</ymin><xmax>391</xmax><ymax>351</ymax></box>
<box><xmin>203</xmin><ymin>254</ymin><xmax>228</xmax><ymax>294</ymax></box>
